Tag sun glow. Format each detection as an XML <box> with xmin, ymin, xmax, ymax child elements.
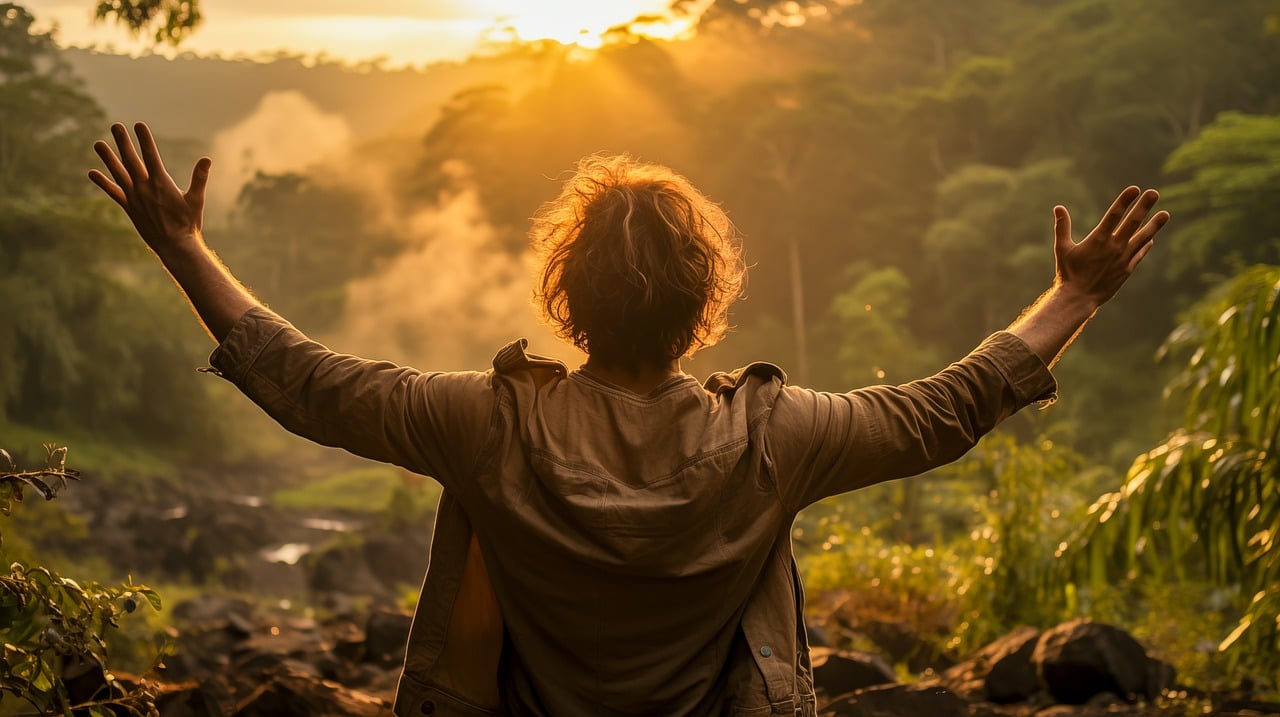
<box><xmin>470</xmin><ymin>0</ymin><xmax>704</xmax><ymax>50</ymax></box>
<box><xmin>25</xmin><ymin>0</ymin><xmax>711</xmax><ymax>67</ymax></box>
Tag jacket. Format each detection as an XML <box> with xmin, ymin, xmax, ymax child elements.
<box><xmin>207</xmin><ymin>306</ymin><xmax>1057</xmax><ymax>716</ymax></box>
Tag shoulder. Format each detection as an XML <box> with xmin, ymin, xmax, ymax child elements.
<box><xmin>702</xmin><ymin>362</ymin><xmax>787</xmax><ymax>396</ymax></box>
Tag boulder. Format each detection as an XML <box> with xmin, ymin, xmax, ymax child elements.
<box><xmin>306</xmin><ymin>541</ymin><xmax>385</xmax><ymax>597</ymax></box>
<box><xmin>810</xmin><ymin>647</ymin><xmax>897</xmax><ymax>699</ymax></box>
<box><xmin>364</xmin><ymin>609</ymin><xmax>413</xmax><ymax>668</ymax></box>
<box><xmin>940</xmin><ymin>626</ymin><xmax>1043</xmax><ymax>703</ymax></box>
<box><xmin>231</xmin><ymin>669</ymin><xmax>390</xmax><ymax>717</ymax></box>
<box><xmin>154</xmin><ymin>681</ymin><xmax>229</xmax><ymax>717</ymax></box>
<box><xmin>823</xmin><ymin>684</ymin><xmax>970</xmax><ymax>717</ymax></box>
<box><xmin>860</xmin><ymin>618</ymin><xmax>955</xmax><ymax>672</ymax></box>
<box><xmin>362</xmin><ymin>533</ymin><xmax>431</xmax><ymax>588</ymax></box>
<box><xmin>1032</xmin><ymin>619</ymin><xmax>1170</xmax><ymax>705</ymax></box>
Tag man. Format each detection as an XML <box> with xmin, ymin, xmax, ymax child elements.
<box><xmin>90</xmin><ymin>122</ymin><xmax>1168</xmax><ymax>717</ymax></box>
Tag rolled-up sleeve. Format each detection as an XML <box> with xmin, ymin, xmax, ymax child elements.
<box><xmin>207</xmin><ymin>307</ymin><xmax>495</xmax><ymax>488</ymax></box>
<box><xmin>769</xmin><ymin>331</ymin><xmax>1057</xmax><ymax>512</ymax></box>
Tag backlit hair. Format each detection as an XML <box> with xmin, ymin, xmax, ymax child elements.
<box><xmin>532</xmin><ymin>155</ymin><xmax>745</xmax><ymax>370</ymax></box>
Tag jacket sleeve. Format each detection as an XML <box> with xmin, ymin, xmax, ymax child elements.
<box><xmin>207</xmin><ymin>306</ymin><xmax>495</xmax><ymax>488</ymax></box>
<box><xmin>768</xmin><ymin>331</ymin><xmax>1057</xmax><ymax>512</ymax></box>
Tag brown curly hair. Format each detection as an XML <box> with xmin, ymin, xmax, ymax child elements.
<box><xmin>531</xmin><ymin>155</ymin><xmax>745</xmax><ymax>371</ymax></box>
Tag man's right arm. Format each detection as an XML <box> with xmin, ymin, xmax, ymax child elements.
<box><xmin>89</xmin><ymin>122</ymin><xmax>495</xmax><ymax>485</ymax></box>
<box><xmin>90</xmin><ymin>122</ymin><xmax>256</xmax><ymax>341</ymax></box>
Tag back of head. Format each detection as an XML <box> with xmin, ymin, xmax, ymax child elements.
<box><xmin>532</xmin><ymin>155</ymin><xmax>745</xmax><ymax>371</ymax></box>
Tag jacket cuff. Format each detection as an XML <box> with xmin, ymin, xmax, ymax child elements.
<box><xmin>207</xmin><ymin>306</ymin><xmax>290</xmax><ymax>384</ymax></box>
<box><xmin>981</xmin><ymin>331</ymin><xmax>1059</xmax><ymax>407</ymax></box>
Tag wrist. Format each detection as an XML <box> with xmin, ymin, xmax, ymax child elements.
<box><xmin>151</xmin><ymin>230</ymin><xmax>206</xmax><ymax>263</ymax></box>
<box><xmin>1050</xmin><ymin>280</ymin><xmax>1104</xmax><ymax>317</ymax></box>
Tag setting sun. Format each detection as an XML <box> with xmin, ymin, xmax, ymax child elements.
<box><xmin>472</xmin><ymin>0</ymin><xmax>703</xmax><ymax>49</ymax></box>
<box><xmin>25</xmin><ymin>0</ymin><xmax>709</xmax><ymax>66</ymax></box>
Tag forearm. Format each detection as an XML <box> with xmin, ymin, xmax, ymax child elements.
<box><xmin>1006</xmin><ymin>282</ymin><xmax>1100</xmax><ymax>369</ymax></box>
<box><xmin>154</xmin><ymin>232</ymin><xmax>260</xmax><ymax>343</ymax></box>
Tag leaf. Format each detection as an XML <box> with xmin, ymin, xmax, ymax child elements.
<box><xmin>1219</xmin><ymin>614</ymin><xmax>1252</xmax><ymax>651</ymax></box>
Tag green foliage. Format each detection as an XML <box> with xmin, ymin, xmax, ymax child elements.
<box><xmin>1060</xmin><ymin>266</ymin><xmax>1280</xmax><ymax>683</ymax></box>
<box><xmin>798</xmin><ymin>429</ymin><xmax>1103</xmax><ymax>658</ymax></box>
<box><xmin>0</xmin><ymin>5</ymin><xmax>229</xmax><ymax>456</ymax></box>
<box><xmin>827</xmin><ymin>267</ymin><xmax>938</xmax><ymax>387</ymax></box>
<box><xmin>1162</xmin><ymin>113</ymin><xmax>1280</xmax><ymax>285</ymax></box>
<box><xmin>921</xmin><ymin>159</ymin><xmax>1093</xmax><ymax>353</ymax></box>
<box><xmin>0</xmin><ymin>446</ymin><xmax>163</xmax><ymax>716</ymax></box>
<box><xmin>93</xmin><ymin>0</ymin><xmax>201</xmax><ymax>46</ymax></box>
<box><xmin>0</xmin><ymin>4</ymin><xmax>104</xmax><ymax>197</ymax></box>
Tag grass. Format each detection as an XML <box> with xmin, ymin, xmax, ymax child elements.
<box><xmin>0</xmin><ymin>419</ymin><xmax>177</xmax><ymax>488</ymax></box>
<box><xmin>270</xmin><ymin>466</ymin><xmax>436</xmax><ymax>514</ymax></box>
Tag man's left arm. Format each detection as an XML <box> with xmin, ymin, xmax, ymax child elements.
<box><xmin>770</xmin><ymin>186</ymin><xmax>1169</xmax><ymax>512</ymax></box>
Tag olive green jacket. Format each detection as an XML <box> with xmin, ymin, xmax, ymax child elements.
<box><xmin>208</xmin><ymin>307</ymin><xmax>1056</xmax><ymax>717</ymax></box>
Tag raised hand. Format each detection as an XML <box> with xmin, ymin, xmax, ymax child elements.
<box><xmin>89</xmin><ymin>122</ymin><xmax>213</xmax><ymax>255</ymax></box>
<box><xmin>1052</xmin><ymin>186</ymin><xmax>1170</xmax><ymax>308</ymax></box>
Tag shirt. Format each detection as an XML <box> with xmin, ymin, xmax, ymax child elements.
<box><xmin>207</xmin><ymin>306</ymin><xmax>1057</xmax><ymax>717</ymax></box>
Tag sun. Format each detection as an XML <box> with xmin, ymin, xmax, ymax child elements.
<box><xmin>471</xmin><ymin>0</ymin><xmax>704</xmax><ymax>49</ymax></box>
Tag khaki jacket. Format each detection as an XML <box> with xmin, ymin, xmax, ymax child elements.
<box><xmin>208</xmin><ymin>307</ymin><xmax>1056</xmax><ymax>717</ymax></box>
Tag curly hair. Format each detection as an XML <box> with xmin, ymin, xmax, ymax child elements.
<box><xmin>531</xmin><ymin>155</ymin><xmax>745</xmax><ymax>371</ymax></box>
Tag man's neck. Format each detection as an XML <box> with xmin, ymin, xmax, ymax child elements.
<box><xmin>582</xmin><ymin>358</ymin><xmax>683</xmax><ymax>396</ymax></box>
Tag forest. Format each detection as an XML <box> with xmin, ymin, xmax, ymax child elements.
<box><xmin>1</xmin><ymin>0</ymin><xmax>1279</xmax><ymax>714</ymax></box>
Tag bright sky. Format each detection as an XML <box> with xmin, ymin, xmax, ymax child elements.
<box><xmin>25</xmin><ymin>0</ymin><xmax>707</xmax><ymax>67</ymax></box>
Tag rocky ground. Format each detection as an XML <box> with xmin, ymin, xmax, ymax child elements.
<box><xmin>80</xmin><ymin>598</ymin><xmax>1267</xmax><ymax>717</ymax></box>
<box><xmin>49</xmin><ymin>477</ymin><xmax>1280</xmax><ymax>716</ymax></box>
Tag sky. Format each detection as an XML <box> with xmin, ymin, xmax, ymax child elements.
<box><xmin>25</xmin><ymin>0</ymin><xmax>707</xmax><ymax>67</ymax></box>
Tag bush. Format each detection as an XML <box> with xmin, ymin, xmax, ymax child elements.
<box><xmin>0</xmin><ymin>445</ymin><xmax>163</xmax><ymax>716</ymax></box>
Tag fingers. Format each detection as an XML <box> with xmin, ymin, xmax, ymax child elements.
<box><xmin>134</xmin><ymin>122</ymin><xmax>168</xmax><ymax>179</ymax></box>
<box><xmin>1126</xmin><ymin>209</ymin><xmax>1170</xmax><ymax>258</ymax></box>
<box><xmin>88</xmin><ymin>169</ymin><xmax>127</xmax><ymax>207</ymax></box>
<box><xmin>111</xmin><ymin>122</ymin><xmax>148</xmax><ymax>183</ymax></box>
<box><xmin>1095</xmin><ymin>186</ymin><xmax>1141</xmax><ymax>235</ymax></box>
<box><xmin>94</xmin><ymin>140</ymin><xmax>131</xmax><ymax>192</ymax></box>
<box><xmin>1053</xmin><ymin>205</ymin><xmax>1073</xmax><ymax>254</ymax></box>
<box><xmin>1114</xmin><ymin>189</ymin><xmax>1160</xmax><ymax>239</ymax></box>
<box><xmin>186</xmin><ymin>157</ymin><xmax>212</xmax><ymax>200</ymax></box>
<box><xmin>1128</xmin><ymin>239</ymin><xmax>1155</xmax><ymax>272</ymax></box>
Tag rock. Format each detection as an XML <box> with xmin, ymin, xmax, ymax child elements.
<box><xmin>363</xmin><ymin>609</ymin><xmax>412</xmax><ymax>668</ymax></box>
<box><xmin>1145</xmin><ymin>658</ymin><xmax>1177</xmax><ymax>701</ymax></box>
<box><xmin>940</xmin><ymin>626</ymin><xmax>1043</xmax><ymax>703</ymax></box>
<box><xmin>306</xmin><ymin>541</ymin><xmax>386</xmax><ymax>597</ymax></box>
<box><xmin>1031</xmin><ymin>619</ymin><xmax>1157</xmax><ymax>705</ymax></box>
<box><xmin>155</xmin><ymin>681</ymin><xmax>229</xmax><ymax>717</ymax></box>
<box><xmin>823</xmin><ymin>684</ymin><xmax>970</xmax><ymax>717</ymax></box>
<box><xmin>1215</xmin><ymin>697</ymin><xmax>1280</xmax><ymax>714</ymax></box>
<box><xmin>811</xmin><ymin>647</ymin><xmax>898</xmax><ymax>699</ymax></box>
<box><xmin>172</xmin><ymin>596</ymin><xmax>258</xmax><ymax>633</ymax></box>
<box><xmin>860</xmin><ymin>618</ymin><xmax>956</xmax><ymax>672</ymax></box>
<box><xmin>231</xmin><ymin>669</ymin><xmax>390</xmax><ymax>717</ymax></box>
<box><xmin>363</xmin><ymin>533</ymin><xmax>430</xmax><ymax>588</ymax></box>
<box><xmin>330</xmin><ymin>619</ymin><xmax>367</xmax><ymax>663</ymax></box>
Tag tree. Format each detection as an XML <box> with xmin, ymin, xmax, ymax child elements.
<box><xmin>222</xmin><ymin>171</ymin><xmax>399</xmax><ymax>330</ymax></box>
<box><xmin>0</xmin><ymin>5</ymin><xmax>226</xmax><ymax>451</ymax></box>
<box><xmin>919</xmin><ymin>159</ymin><xmax>1093</xmax><ymax>354</ymax></box>
<box><xmin>1161</xmin><ymin>112</ymin><xmax>1280</xmax><ymax>286</ymax></box>
<box><xmin>93</xmin><ymin>0</ymin><xmax>201</xmax><ymax>46</ymax></box>
<box><xmin>698</xmin><ymin>71</ymin><xmax>888</xmax><ymax>385</ymax></box>
<box><xmin>0</xmin><ymin>4</ymin><xmax>104</xmax><ymax>196</ymax></box>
